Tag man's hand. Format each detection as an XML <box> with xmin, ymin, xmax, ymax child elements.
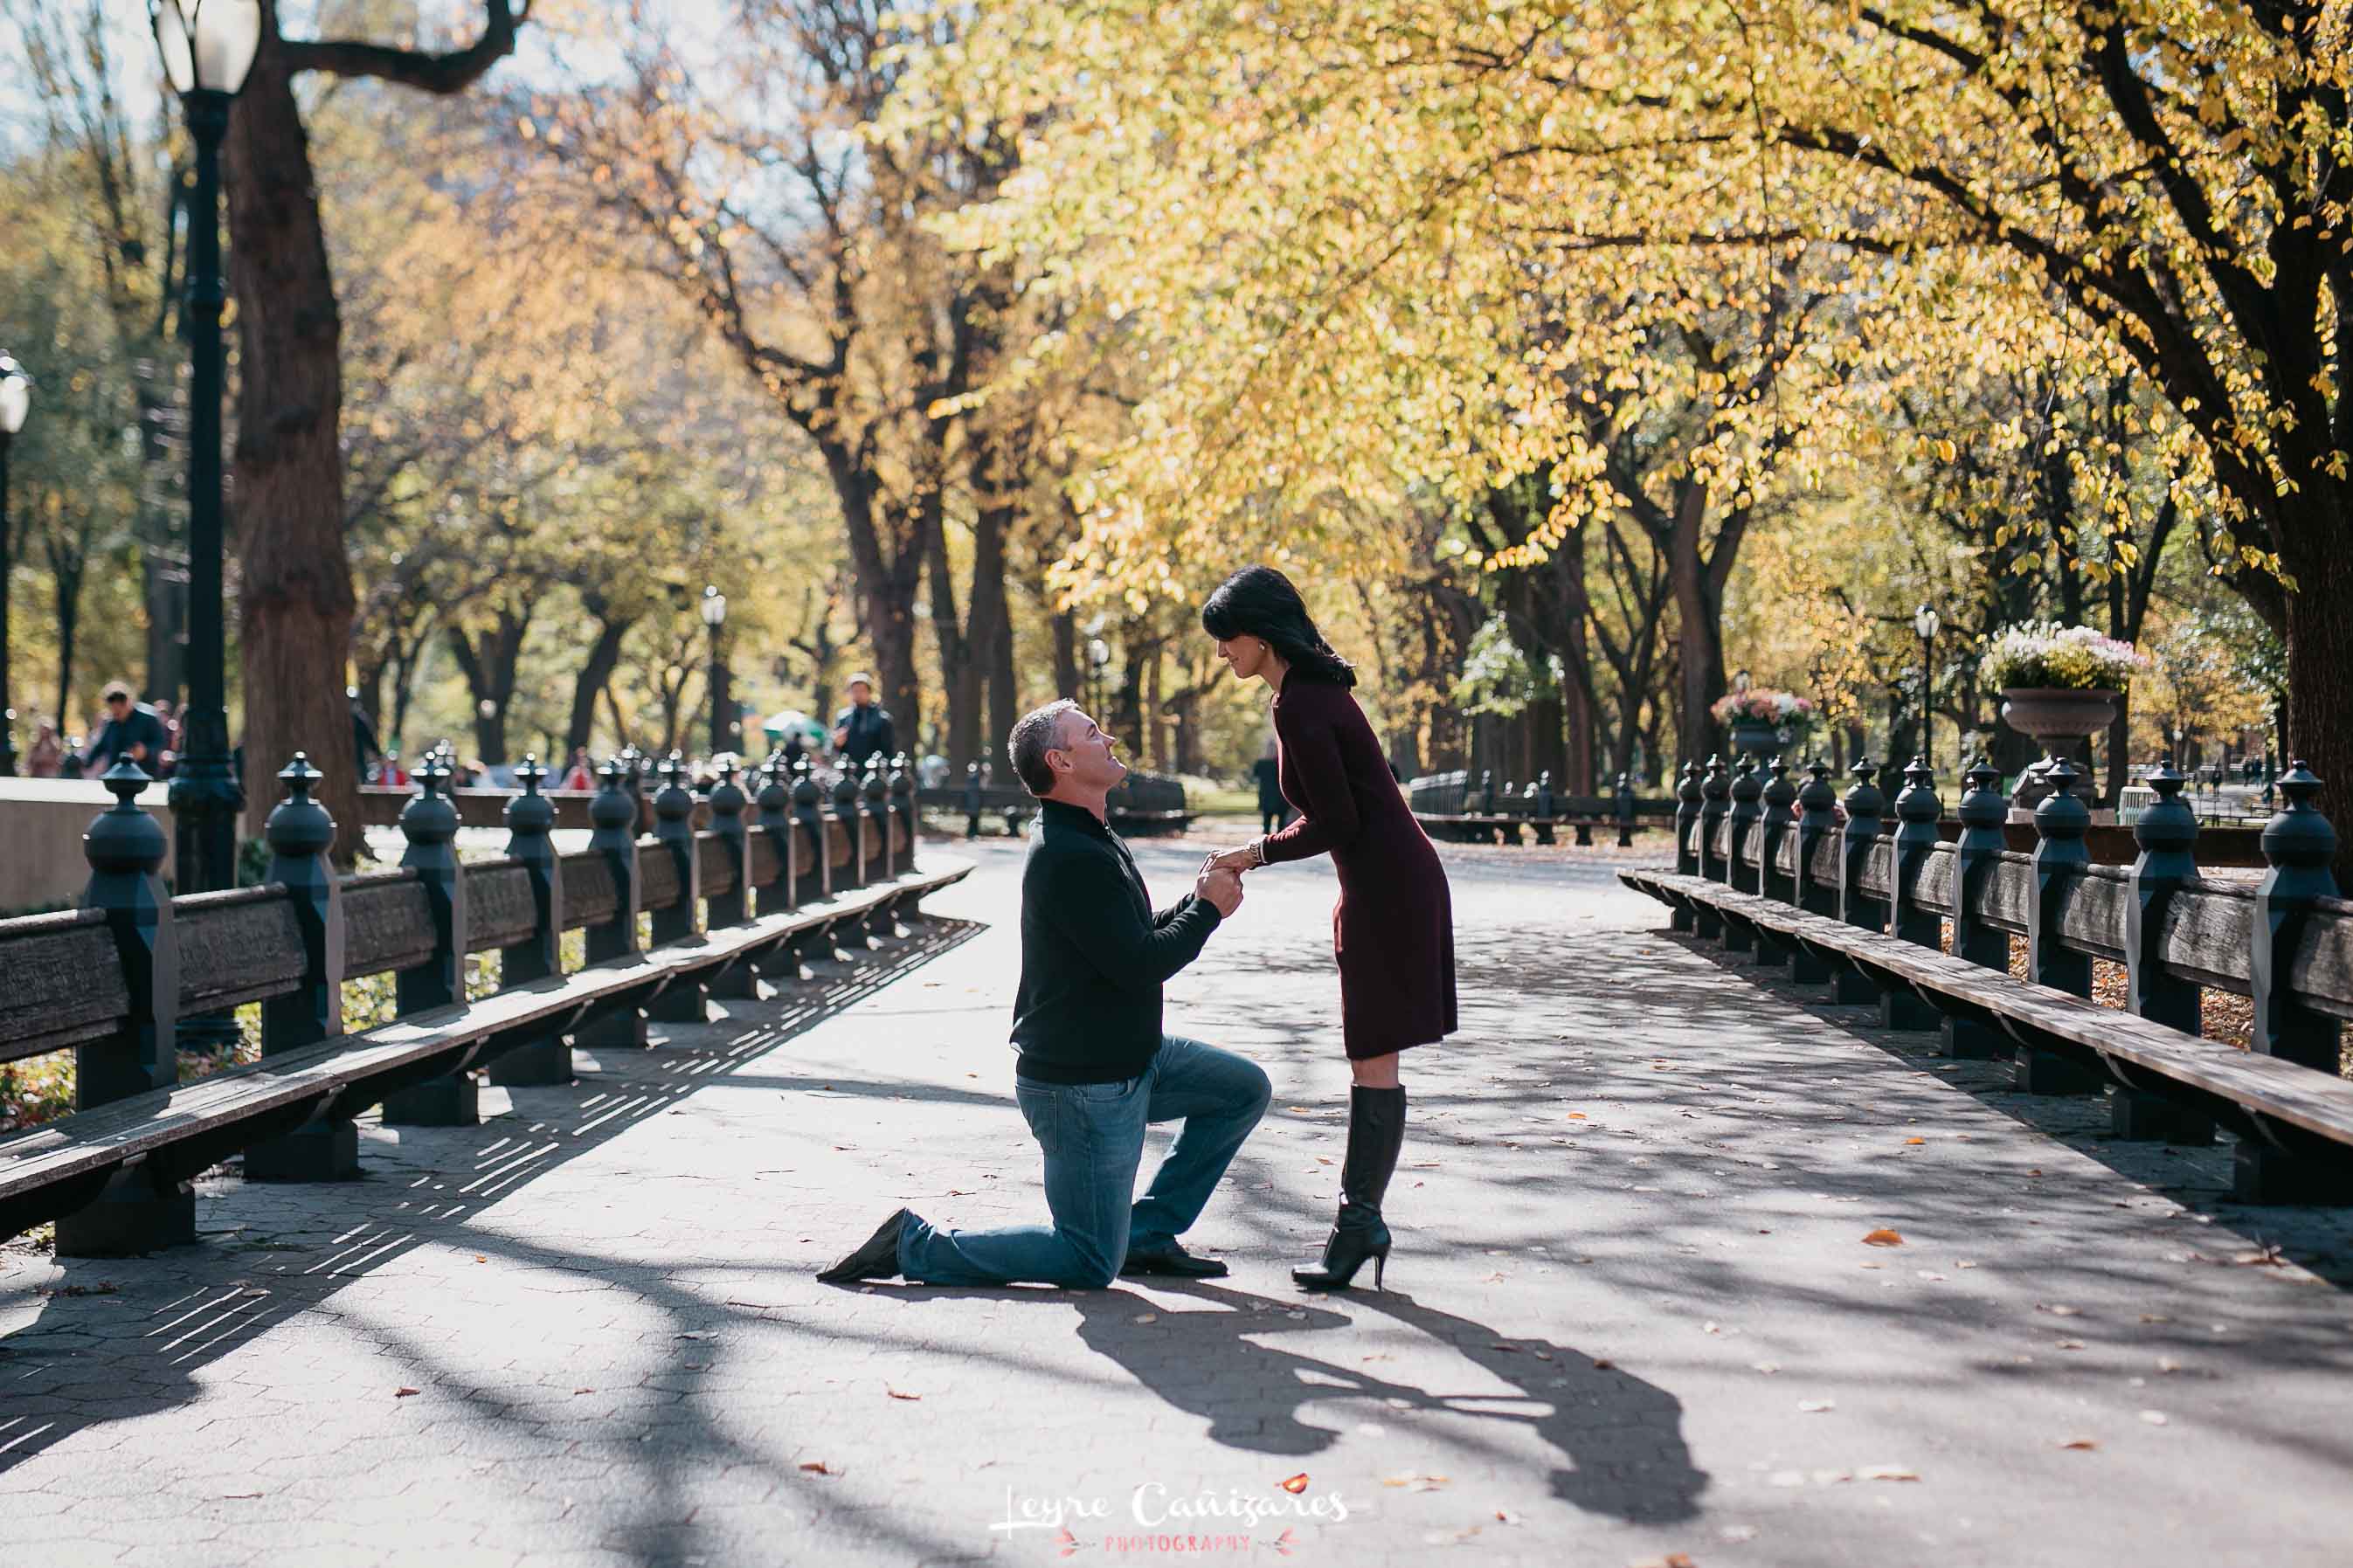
<box><xmin>1196</xmin><ymin>864</ymin><xmax>1244</xmax><ymax>917</ymax></box>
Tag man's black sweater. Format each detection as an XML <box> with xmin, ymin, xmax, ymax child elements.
<box><xmin>1011</xmin><ymin>799</ymin><xmax>1223</xmax><ymax>1083</ymax></box>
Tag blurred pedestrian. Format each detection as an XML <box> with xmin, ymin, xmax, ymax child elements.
<box><xmin>25</xmin><ymin>719</ymin><xmax>63</xmax><ymax>778</ymax></box>
<box><xmin>75</xmin><ymin>681</ymin><xmax>170</xmax><ymax>774</ymax></box>
<box><xmin>832</xmin><ymin>673</ymin><xmax>895</xmax><ymax>768</ymax></box>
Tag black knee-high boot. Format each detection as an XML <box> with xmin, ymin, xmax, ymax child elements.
<box><xmin>1293</xmin><ymin>1085</ymin><xmax>1406</xmax><ymax>1290</ymax></box>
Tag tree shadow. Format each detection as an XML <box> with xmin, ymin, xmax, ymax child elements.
<box><xmin>1055</xmin><ymin>1281</ymin><xmax>1708</xmax><ymax>1525</ymax></box>
<box><xmin>0</xmin><ymin>910</ymin><xmax>986</xmax><ymax>1565</ymax></box>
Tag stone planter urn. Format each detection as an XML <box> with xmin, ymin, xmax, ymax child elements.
<box><xmin>2001</xmin><ymin>687</ymin><xmax>2122</xmax><ymax>810</ymax></box>
<box><xmin>1727</xmin><ymin>721</ymin><xmax>1784</xmax><ymax>758</ymax></box>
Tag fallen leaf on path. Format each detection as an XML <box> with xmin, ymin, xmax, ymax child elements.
<box><xmin>572</xmin><ymin>1387</ymin><xmax>596</xmax><ymax>1396</ymax></box>
<box><xmin>1592</xmin><ymin>1358</ymin><xmax>1616</xmax><ymax>1371</ymax></box>
<box><xmin>1279</xmin><ymin>1474</ymin><xmax>1310</xmax><ymax>1494</ymax></box>
<box><xmin>2139</xmin><ymin>1410</ymin><xmax>2170</xmax><ymax>1426</ymax></box>
<box><xmin>677</xmin><ymin>1330</ymin><xmax>717</xmax><ymax>1340</ymax></box>
<box><xmin>2055</xmin><ymin>1339</ymin><xmax>2087</xmax><ymax>1350</ymax></box>
<box><xmin>2060</xmin><ymin>1439</ymin><xmax>2100</xmax><ymax>1451</ymax></box>
<box><xmin>1862</xmin><ymin>1228</ymin><xmax>1905</xmax><ymax>1247</ymax></box>
<box><xmin>1132</xmin><ymin>1313</ymin><xmax>1158</xmax><ymax>1323</ymax></box>
<box><xmin>1858</xmin><ymin>1465</ymin><xmax>1920</xmax><ymax>1482</ymax></box>
<box><xmin>221</xmin><ymin>1492</ymin><xmax>263</xmax><ymax>1501</ymax></box>
<box><xmin>1381</xmin><ymin>1474</ymin><xmax>1451</xmax><ymax>1491</ymax></box>
<box><xmin>2038</xmin><ymin>1303</ymin><xmax>2081</xmax><ymax>1316</ymax></box>
<box><xmin>1797</xmin><ymin>1399</ymin><xmax>1835</xmax><ymax>1413</ymax></box>
<box><xmin>799</xmin><ymin>1461</ymin><xmax>837</xmax><ymax>1475</ymax></box>
<box><xmin>394</xmin><ymin>1387</ymin><xmax>420</xmax><ymax>1399</ymax></box>
<box><xmin>887</xmin><ymin>1389</ymin><xmax>921</xmax><ymax>1401</ymax></box>
<box><xmin>1903</xmin><ymin>1137</ymin><xmax>1926</xmax><ymax>1145</ymax></box>
<box><xmin>1751</xmin><ymin>1361</ymin><xmax>1780</xmax><ymax>1374</ymax></box>
<box><xmin>1491</xmin><ymin>1509</ymin><xmax>1521</xmax><ymax>1525</ymax></box>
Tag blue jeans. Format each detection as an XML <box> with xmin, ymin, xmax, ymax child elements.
<box><xmin>898</xmin><ymin>1036</ymin><xmax>1272</xmax><ymax>1288</ymax></box>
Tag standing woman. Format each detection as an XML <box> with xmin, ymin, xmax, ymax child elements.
<box><xmin>1201</xmin><ymin>566</ymin><xmax>1457</xmax><ymax>1289</ymax></box>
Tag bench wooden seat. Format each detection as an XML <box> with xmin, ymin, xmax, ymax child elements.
<box><xmin>0</xmin><ymin>861</ymin><xmax>971</xmax><ymax>1242</ymax></box>
<box><xmin>1621</xmin><ymin>866</ymin><xmax>2353</xmax><ymax>1180</ymax></box>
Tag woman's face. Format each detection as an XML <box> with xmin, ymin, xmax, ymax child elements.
<box><xmin>1215</xmin><ymin>633</ymin><xmax>1269</xmax><ymax>683</ymax></box>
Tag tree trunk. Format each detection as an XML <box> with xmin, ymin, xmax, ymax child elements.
<box><xmin>1051</xmin><ymin>610</ymin><xmax>1081</xmax><ymax>700</ymax></box>
<box><xmin>988</xmin><ymin>592</ymin><xmax>1018</xmax><ymax>763</ymax></box>
<box><xmin>52</xmin><ymin>561</ymin><xmax>81</xmax><ymax>729</ymax></box>
<box><xmin>820</xmin><ymin>448</ymin><xmax>924</xmax><ymax>752</ymax></box>
<box><xmin>924</xmin><ymin>501</ymin><xmax>979</xmax><ymax>771</ymax></box>
<box><xmin>225</xmin><ymin>26</ymin><xmax>360</xmax><ymax>856</ymax></box>
<box><xmin>567</xmin><ymin>612</ymin><xmax>632</xmax><ymax>756</ymax></box>
<box><xmin>2281</xmin><ymin>521</ymin><xmax>2353</xmax><ymax>880</ymax></box>
<box><xmin>1668</xmin><ymin>480</ymin><xmax>1727</xmax><ymax>764</ymax></box>
<box><xmin>965</xmin><ymin>502</ymin><xmax>1011</xmax><ymax>766</ymax></box>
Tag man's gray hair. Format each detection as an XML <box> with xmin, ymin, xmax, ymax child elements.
<box><xmin>1008</xmin><ymin>700</ymin><xmax>1081</xmax><ymax>798</ymax></box>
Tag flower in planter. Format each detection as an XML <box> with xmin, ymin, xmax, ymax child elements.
<box><xmin>1709</xmin><ymin>688</ymin><xmax>1818</xmax><ymax>728</ymax></box>
<box><xmin>1983</xmin><ymin>622</ymin><xmax>2151</xmax><ymax>691</ymax></box>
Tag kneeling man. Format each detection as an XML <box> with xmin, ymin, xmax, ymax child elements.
<box><xmin>820</xmin><ymin>700</ymin><xmax>1270</xmax><ymax>1286</ymax></box>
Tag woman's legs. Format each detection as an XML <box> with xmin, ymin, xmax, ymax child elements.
<box><xmin>1296</xmin><ymin>1053</ymin><xmax>1408</xmax><ymax>1289</ymax></box>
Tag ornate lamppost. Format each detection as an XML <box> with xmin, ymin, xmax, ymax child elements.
<box><xmin>0</xmin><ymin>352</ymin><xmax>30</xmax><ymax>777</ymax></box>
<box><xmin>153</xmin><ymin>0</ymin><xmax>260</xmax><ymax>900</ymax></box>
<box><xmin>1913</xmin><ymin>602</ymin><xmax>1941</xmax><ymax>771</ymax></box>
<box><xmin>702</xmin><ymin>584</ymin><xmax>731</xmax><ymax>758</ymax></box>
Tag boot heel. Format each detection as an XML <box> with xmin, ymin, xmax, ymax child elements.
<box><xmin>1372</xmin><ymin>1247</ymin><xmax>1388</xmax><ymax>1290</ymax></box>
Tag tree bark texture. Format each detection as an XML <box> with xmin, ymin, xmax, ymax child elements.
<box><xmin>225</xmin><ymin>23</ymin><xmax>360</xmax><ymax>853</ymax></box>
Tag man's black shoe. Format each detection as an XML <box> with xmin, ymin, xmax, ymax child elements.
<box><xmin>1120</xmin><ymin>1242</ymin><xmax>1229</xmax><ymax>1279</ymax></box>
<box><xmin>818</xmin><ymin>1208</ymin><xmax>912</xmax><ymax>1283</ymax></box>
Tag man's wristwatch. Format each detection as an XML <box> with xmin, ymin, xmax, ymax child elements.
<box><xmin>1249</xmin><ymin>837</ymin><xmax>1269</xmax><ymax>869</ymax></box>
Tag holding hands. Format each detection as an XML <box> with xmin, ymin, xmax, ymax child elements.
<box><xmin>1204</xmin><ymin>840</ymin><xmax>1263</xmax><ymax>877</ymax></box>
<box><xmin>1195</xmin><ymin>860</ymin><xmax>1246</xmax><ymax>917</ymax></box>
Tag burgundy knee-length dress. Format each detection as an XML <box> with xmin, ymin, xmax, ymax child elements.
<box><xmin>1260</xmin><ymin>676</ymin><xmax>1457</xmax><ymax>1058</ymax></box>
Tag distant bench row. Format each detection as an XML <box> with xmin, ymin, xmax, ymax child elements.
<box><xmin>1408</xmin><ymin>770</ymin><xmax>1676</xmax><ymax>846</ymax></box>
<box><xmin>1619</xmin><ymin>754</ymin><xmax>2353</xmax><ymax>1205</ymax></box>
<box><xmin>0</xmin><ymin>751</ymin><xmax>970</xmax><ymax>1258</ymax></box>
<box><xmin>916</xmin><ymin>768</ymin><xmax>1192</xmax><ymax>838</ymax></box>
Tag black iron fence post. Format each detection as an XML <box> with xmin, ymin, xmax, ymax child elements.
<box><xmin>2018</xmin><ymin>756</ymin><xmax>2104</xmax><ymax>1095</ymax></box>
<box><xmin>1944</xmin><ymin>757</ymin><xmax>2010</xmax><ymax>1059</ymax></box>
<box><xmin>2241</xmin><ymin>763</ymin><xmax>2348</xmax><ymax>1200</ymax></box>
<box><xmin>1883</xmin><ymin>756</ymin><xmax>1941</xmax><ymax>1030</ymax></box>
<box><xmin>578</xmin><ymin>757</ymin><xmax>647</xmax><ymax>1051</ymax></box>
<box><xmin>1836</xmin><ymin>760</ymin><xmax>1886</xmax><ymax>1005</ymax></box>
<box><xmin>2115</xmin><ymin>760</ymin><xmax>2211</xmax><ymax>1143</ymax></box>
<box><xmin>246</xmin><ymin>754</ymin><xmax>358</xmax><ymax>1179</ymax></box>
<box><xmin>382</xmin><ymin>760</ymin><xmax>477</xmax><ymax>1127</ymax></box>
<box><xmin>647</xmin><ymin>752</ymin><xmax>706</xmax><ymax>1025</ymax></box>
<box><xmin>55</xmin><ymin>762</ymin><xmax>189</xmax><ymax>1256</ymax></box>
<box><xmin>488</xmin><ymin>756</ymin><xmax>571</xmax><ymax>1088</ymax></box>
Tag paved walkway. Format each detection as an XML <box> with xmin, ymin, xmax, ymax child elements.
<box><xmin>4</xmin><ymin>837</ymin><xmax>2352</xmax><ymax>1567</ymax></box>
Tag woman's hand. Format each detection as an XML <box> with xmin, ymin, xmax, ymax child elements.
<box><xmin>1204</xmin><ymin>844</ymin><xmax>1257</xmax><ymax>875</ymax></box>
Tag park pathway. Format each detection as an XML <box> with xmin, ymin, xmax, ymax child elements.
<box><xmin>3</xmin><ymin>834</ymin><xmax>2351</xmax><ymax>1568</ymax></box>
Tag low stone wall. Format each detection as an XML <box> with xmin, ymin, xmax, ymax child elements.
<box><xmin>0</xmin><ymin>778</ymin><xmax>176</xmax><ymax>912</ymax></box>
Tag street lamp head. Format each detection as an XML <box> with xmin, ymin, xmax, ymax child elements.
<box><xmin>0</xmin><ymin>354</ymin><xmax>30</xmax><ymax>436</ymax></box>
<box><xmin>1087</xmin><ymin>637</ymin><xmax>1111</xmax><ymax>670</ymax></box>
<box><xmin>700</xmin><ymin>584</ymin><xmax>727</xmax><ymax>627</ymax></box>
<box><xmin>151</xmin><ymin>0</ymin><xmax>261</xmax><ymax>98</ymax></box>
<box><xmin>1914</xmin><ymin>602</ymin><xmax>1940</xmax><ymax>639</ymax></box>
<box><xmin>1733</xmin><ymin>667</ymin><xmax>1752</xmax><ymax>694</ymax></box>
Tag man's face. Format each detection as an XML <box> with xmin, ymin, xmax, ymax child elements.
<box><xmin>106</xmin><ymin>694</ymin><xmax>131</xmax><ymax>722</ymax></box>
<box><xmin>848</xmin><ymin>681</ymin><xmax>873</xmax><ymax>708</ymax></box>
<box><xmin>1049</xmin><ymin>708</ymin><xmax>1126</xmax><ymax>791</ymax></box>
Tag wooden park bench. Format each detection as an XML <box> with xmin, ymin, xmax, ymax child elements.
<box><xmin>1617</xmin><ymin>754</ymin><xmax>2353</xmax><ymax>1205</ymax></box>
<box><xmin>0</xmin><ymin>752</ymin><xmax>970</xmax><ymax>1257</ymax></box>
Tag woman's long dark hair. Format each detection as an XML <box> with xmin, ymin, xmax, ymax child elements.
<box><xmin>1201</xmin><ymin>566</ymin><xmax>1357</xmax><ymax>688</ymax></box>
